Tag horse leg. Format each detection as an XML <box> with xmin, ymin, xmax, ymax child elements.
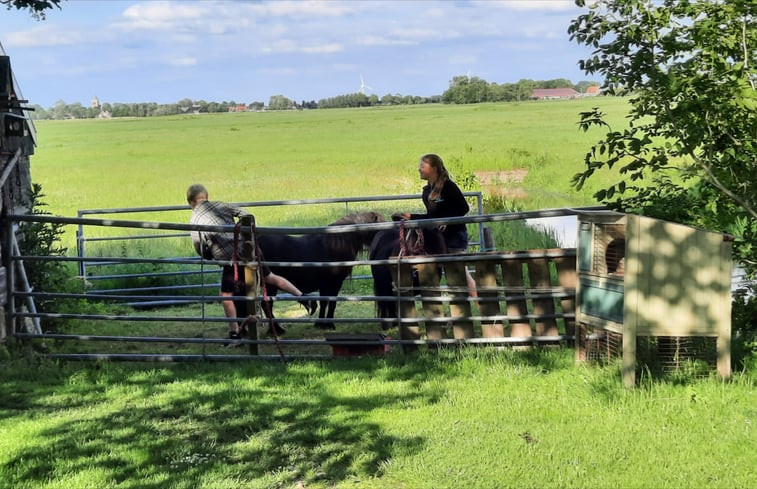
<box><xmin>316</xmin><ymin>296</ymin><xmax>336</xmax><ymax>330</ymax></box>
<box><xmin>262</xmin><ymin>288</ymin><xmax>285</xmax><ymax>336</ymax></box>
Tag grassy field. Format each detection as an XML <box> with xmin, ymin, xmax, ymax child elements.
<box><xmin>8</xmin><ymin>99</ymin><xmax>756</xmax><ymax>489</ymax></box>
<box><xmin>30</xmin><ymin>98</ymin><xmax>630</xmax><ymax>229</ymax></box>
<box><xmin>1</xmin><ymin>349</ymin><xmax>755</xmax><ymax>489</ymax></box>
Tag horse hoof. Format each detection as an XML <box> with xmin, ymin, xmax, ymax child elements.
<box><xmin>316</xmin><ymin>323</ymin><xmax>336</xmax><ymax>330</ymax></box>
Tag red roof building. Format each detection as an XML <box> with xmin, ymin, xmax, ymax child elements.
<box><xmin>531</xmin><ymin>88</ymin><xmax>580</xmax><ymax>99</ymax></box>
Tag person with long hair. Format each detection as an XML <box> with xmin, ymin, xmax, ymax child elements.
<box><xmin>392</xmin><ymin>153</ymin><xmax>477</xmax><ymax>293</ymax></box>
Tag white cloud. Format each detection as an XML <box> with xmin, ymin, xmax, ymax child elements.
<box><xmin>5</xmin><ymin>26</ymin><xmax>84</xmax><ymax>48</ymax></box>
<box><xmin>168</xmin><ymin>56</ymin><xmax>197</xmax><ymax>67</ymax></box>
<box><xmin>478</xmin><ymin>0</ymin><xmax>576</xmax><ymax>12</ymax></box>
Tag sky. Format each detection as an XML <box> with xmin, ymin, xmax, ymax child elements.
<box><xmin>0</xmin><ymin>0</ymin><xmax>597</xmax><ymax>109</ymax></box>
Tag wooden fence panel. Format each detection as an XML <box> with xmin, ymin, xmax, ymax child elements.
<box><xmin>391</xmin><ymin>249</ymin><xmax>577</xmax><ymax>344</ymax></box>
<box><xmin>444</xmin><ymin>260</ymin><xmax>474</xmax><ymax>339</ymax></box>
<box><xmin>474</xmin><ymin>258</ymin><xmax>504</xmax><ymax>337</ymax></box>
<box><xmin>526</xmin><ymin>256</ymin><xmax>558</xmax><ymax>336</ymax></box>
<box><xmin>501</xmin><ymin>258</ymin><xmax>532</xmax><ymax>337</ymax></box>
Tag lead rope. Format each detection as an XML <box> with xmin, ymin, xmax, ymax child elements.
<box><xmin>251</xmin><ymin>221</ymin><xmax>285</xmax><ymax>361</ymax></box>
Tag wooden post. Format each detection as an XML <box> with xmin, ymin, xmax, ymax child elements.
<box><xmin>444</xmin><ymin>258</ymin><xmax>474</xmax><ymax>339</ymax></box>
<box><xmin>240</xmin><ymin>215</ymin><xmax>260</xmax><ymax>356</ymax></box>
<box><xmin>417</xmin><ymin>262</ymin><xmax>445</xmax><ymax>341</ymax></box>
<box><xmin>526</xmin><ymin>254</ymin><xmax>558</xmax><ymax>336</ymax></box>
<box><xmin>474</xmin><ymin>256</ymin><xmax>504</xmax><ymax>337</ymax></box>
<box><xmin>553</xmin><ymin>253</ymin><xmax>577</xmax><ymax>337</ymax></box>
<box><xmin>391</xmin><ymin>258</ymin><xmax>419</xmax><ymax>353</ymax></box>
<box><xmin>501</xmin><ymin>258</ymin><xmax>531</xmax><ymax>337</ymax></box>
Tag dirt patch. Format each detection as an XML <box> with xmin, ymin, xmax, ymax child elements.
<box><xmin>475</xmin><ymin>169</ymin><xmax>529</xmax><ymax>200</ymax></box>
<box><xmin>474</xmin><ymin>169</ymin><xmax>528</xmax><ymax>185</ymax></box>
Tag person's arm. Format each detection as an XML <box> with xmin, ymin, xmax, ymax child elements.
<box><xmin>264</xmin><ymin>272</ymin><xmax>302</xmax><ymax>297</ymax></box>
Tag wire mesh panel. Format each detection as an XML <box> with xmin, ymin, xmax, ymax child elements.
<box><xmin>592</xmin><ymin>223</ymin><xmax>626</xmax><ymax>276</ymax></box>
<box><xmin>637</xmin><ymin>336</ymin><xmax>718</xmax><ymax>377</ymax></box>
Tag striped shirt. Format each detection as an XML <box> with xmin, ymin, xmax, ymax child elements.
<box><xmin>190</xmin><ymin>201</ymin><xmax>249</xmax><ymax>262</ymax></box>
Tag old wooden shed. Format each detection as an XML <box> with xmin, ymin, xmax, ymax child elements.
<box><xmin>0</xmin><ymin>46</ymin><xmax>37</xmax><ymax>340</ymax></box>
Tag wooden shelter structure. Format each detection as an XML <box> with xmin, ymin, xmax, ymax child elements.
<box><xmin>575</xmin><ymin>211</ymin><xmax>733</xmax><ymax>386</ymax></box>
<box><xmin>0</xmin><ymin>45</ymin><xmax>37</xmax><ymax>340</ymax></box>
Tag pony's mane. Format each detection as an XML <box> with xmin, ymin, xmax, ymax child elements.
<box><xmin>324</xmin><ymin>211</ymin><xmax>385</xmax><ymax>255</ymax></box>
<box><xmin>330</xmin><ymin>211</ymin><xmax>385</xmax><ymax>226</ymax></box>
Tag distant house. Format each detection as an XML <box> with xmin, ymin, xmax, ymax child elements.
<box><xmin>228</xmin><ymin>105</ymin><xmax>248</xmax><ymax>113</ymax></box>
<box><xmin>584</xmin><ymin>85</ymin><xmax>601</xmax><ymax>96</ymax></box>
<box><xmin>531</xmin><ymin>88</ymin><xmax>580</xmax><ymax>100</ymax></box>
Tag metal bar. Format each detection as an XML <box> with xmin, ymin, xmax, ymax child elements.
<box><xmin>15</xmin><ymin>248</ymin><xmax>576</xmax><ymax>267</ymax></box>
<box><xmin>2</xmin><ymin>217</ymin><xmax>14</xmax><ymax>337</ymax></box>
<box><xmin>40</xmin><ymin>353</ymin><xmax>327</xmax><ymax>362</ymax></box>
<box><xmin>15</xmin><ymin>309</ymin><xmax>574</xmax><ymax>324</ymax></box>
<box><xmin>13</xmin><ymin>206</ymin><xmax>604</xmax><ymax>235</ymax></box>
<box><xmin>9</xmin><ymin>233</ymin><xmax>41</xmax><ymax>334</ymax></box>
<box><xmin>15</xmin><ymin>290</ymin><xmax>575</xmax><ymax>303</ymax></box>
<box><xmin>83</xmin><ymin>269</ymin><xmax>213</xmax><ymax>281</ymax></box>
<box><xmin>18</xmin><ymin>332</ymin><xmax>574</xmax><ymax>346</ymax></box>
<box><xmin>74</xmin><ymin>193</ymin><xmax>477</xmax><ymax>216</ymax></box>
<box><xmin>81</xmin><ymin>232</ymin><xmax>189</xmax><ymax>242</ymax></box>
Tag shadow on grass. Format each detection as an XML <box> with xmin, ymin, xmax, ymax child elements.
<box><xmin>0</xmin><ymin>353</ymin><xmax>463</xmax><ymax>488</ymax></box>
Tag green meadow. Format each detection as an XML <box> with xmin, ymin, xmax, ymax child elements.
<box><xmin>31</xmin><ymin>98</ymin><xmax>629</xmax><ymax>228</ymax></box>
<box><xmin>7</xmin><ymin>99</ymin><xmax>755</xmax><ymax>489</ymax></box>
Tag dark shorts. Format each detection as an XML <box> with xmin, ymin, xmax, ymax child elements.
<box><xmin>444</xmin><ymin>228</ymin><xmax>469</xmax><ymax>252</ymax></box>
<box><xmin>220</xmin><ymin>265</ymin><xmax>270</xmax><ymax>293</ymax></box>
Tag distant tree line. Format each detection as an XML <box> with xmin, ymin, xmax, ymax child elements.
<box><xmin>26</xmin><ymin>77</ymin><xmax>599</xmax><ymax>119</ymax></box>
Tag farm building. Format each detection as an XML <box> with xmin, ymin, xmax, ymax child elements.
<box><xmin>0</xmin><ymin>46</ymin><xmax>36</xmax><ymax>340</ymax></box>
<box><xmin>531</xmin><ymin>88</ymin><xmax>580</xmax><ymax>99</ymax></box>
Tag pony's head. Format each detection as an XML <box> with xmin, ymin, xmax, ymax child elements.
<box><xmin>326</xmin><ymin>211</ymin><xmax>386</xmax><ymax>255</ymax></box>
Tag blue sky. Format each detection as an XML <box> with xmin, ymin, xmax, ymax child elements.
<box><xmin>1</xmin><ymin>0</ymin><xmax>596</xmax><ymax>108</ymax></box>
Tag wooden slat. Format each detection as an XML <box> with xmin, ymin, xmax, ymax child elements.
<box><xmin>444</xmin><ymin>260</ymin><xmax>474</xmax><ymax>339</ymax></box>
<box><xmin>417</xmin><ymin>263</ymin><xmax>445</xmax><ymax>341</ymax></box>
<box><xmin>526</xmin><ymin>256</ymin><xmax>557</xmax><ymax>336</ymax></box>
<box><xmin>392</xmin><ymin>260</ymin><xmax>419</xmax><ymax>352</ymax></box>
<box><xmin>501</xmin><ymin>258</ymin><xmax>531</xmax><ymax>337</ymax></box>
<box><xmin>553</xmin><ymin>255</ymin><xmax>577</xmax><ymax>336</ymax></box>
<box><xmin>474</xmin><ymin>258</ymin><xmax>504</xmax><ymax>337</ymax></box>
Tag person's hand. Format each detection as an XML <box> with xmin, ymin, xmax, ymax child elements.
<box><xmin>392</xmin><ymin>212</ymin><xmax>410</xmax><ymax>221</ymax></box>
<box><xmin>298</xmin><ymin>298</ymin><xmax>318</xmax><ymax>316</ymax></box>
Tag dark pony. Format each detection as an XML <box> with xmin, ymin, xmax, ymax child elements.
<box><xmin>257</xmin><ymin>211</ymin><xmax>385</xmax><ymax>330</ymax></box>
<box><xmin>368</xmin><ymin>224</ymin><xmax>447</xmax><ymax>325</ymax></box>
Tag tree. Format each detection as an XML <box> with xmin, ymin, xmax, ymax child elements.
<box><xmin>268</xmin><ymin>94</ymin><xmax>293</xmax><ymax>110</ymax></box>
<box><xmin>1</xmin><ymin>0</ymin><xmax>63</xmax><ymax>20</ymax></box>
<box><xmin>569</xmin><ymin>0</ymin><xmax>756</xmax><ymax>272</ymax></box>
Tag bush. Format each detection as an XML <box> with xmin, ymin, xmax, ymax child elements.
<box><xmin>732</xmin><ymin>285</ymin><xmax>757</xmax><ymax>372</ymax></box>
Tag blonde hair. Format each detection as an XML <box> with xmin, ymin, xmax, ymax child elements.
<box><xmin>420</xmin><ymin>153</ymin><xmax>449</xmax><ymax>200</ymax></box>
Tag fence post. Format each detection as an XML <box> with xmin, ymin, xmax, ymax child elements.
<box><xmin>444</xmin><ymin>258</ymin><xmax>474</xmax><ymax>339</ymax></box>
<box><xmin>417</xmin><ymin>262</ymin><xmax>444</xmax><ymax>341</ymax></box>
<box><xmin>526</xmin><ymin>252</ymin><xmax>558</xmax><ymax>336</ymax></box>
<box><xmin>392</xmin><ymin>258</ymin><xmax>419</xmax><ymax>353</ymax></box>
<box><xmin>553</xmin><ymin>251</ymin><xmax>577</xmax><ymax>337</ymax></box>
<box><xmin>240</xmin><ymin>215</ymin><xmax>260</xmax><ymax>355</ymax></box>
<box><xmin>501</xmin><ymin>257</ymin><xmax>531</xmax><ymax>337</ymax></box>
<box><xmin>474</xmin><ymin>255</ymin><xmax>504</xmax><ymax>337</ymax></box>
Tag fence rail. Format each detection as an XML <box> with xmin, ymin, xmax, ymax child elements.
<box><xmin>5</xmin><ymin>203</ymin><xmax>603</xmax><ymax>360</ymax></box>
